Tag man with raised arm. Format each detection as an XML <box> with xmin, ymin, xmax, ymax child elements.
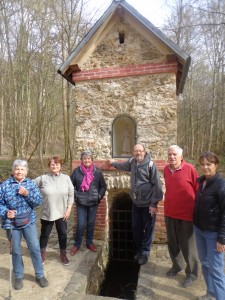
<box><xmin>108</xmin><ymin>144</ymin><xmax>163</xmax><ymax>265</ymax></box>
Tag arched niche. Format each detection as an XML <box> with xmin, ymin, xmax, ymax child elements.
<box><xmin>112</xmin><ymin>115</ymin><xmax>136</xmax><ymax>158</ymax></box>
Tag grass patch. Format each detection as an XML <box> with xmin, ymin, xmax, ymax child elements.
<box><xmin>0</xmin><ymin>159</ymin><xmax>12</xmax><ymax>182</ymax></box>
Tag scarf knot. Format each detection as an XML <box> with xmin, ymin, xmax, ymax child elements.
<box><xmin>80</xmin><ymin>163</ymin><xmax>94</xmax><ymax>192</ymax></box>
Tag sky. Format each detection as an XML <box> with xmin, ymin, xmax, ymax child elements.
<box><xmin>88</xmin><ymin>0</ymin><xmax>169</xmax><ymax>28</ymax></box>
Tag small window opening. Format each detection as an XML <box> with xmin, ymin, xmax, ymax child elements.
<box><xmin>119</xmin><ymin>32</ymin><xmax>125</xmax><ymax>44</ymax></box>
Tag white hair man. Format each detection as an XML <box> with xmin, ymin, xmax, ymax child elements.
<box><xmin>164</xmin><ymin>145</ymin><xmax>199</xmax><ymax>288</ymax></box>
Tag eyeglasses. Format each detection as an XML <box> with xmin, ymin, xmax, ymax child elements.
<box><xmin>134</xmin><ymin>150</ymin><xmax>144</xmax><ymax>153</ymax></box>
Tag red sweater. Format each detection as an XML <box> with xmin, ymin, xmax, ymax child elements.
<box><xmin>164</xmin><ymin>160</ymin><xmax>198</xmax><ymax>221</ymax></box>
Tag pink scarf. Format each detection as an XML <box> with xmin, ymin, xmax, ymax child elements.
<box><xmin>80</xmin><ymin>163</ymin><xmax>94</xmax><ymax>192</ymax></box>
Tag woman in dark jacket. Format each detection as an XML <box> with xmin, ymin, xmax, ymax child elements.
<box><xmin>194</xmin><ymin>152</ymin><xmax>225</xmax><ymax>300</ymax></box>
<box><xmin>70</xmin><ymin>151</ymin><xmax>106</xmax><ymax>255</ymax></box>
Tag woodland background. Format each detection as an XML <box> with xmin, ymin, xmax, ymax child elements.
<box><xmin>0</xmin><ymin>0</ymin><xmax>224</xmax><ymax>175</ymax></box>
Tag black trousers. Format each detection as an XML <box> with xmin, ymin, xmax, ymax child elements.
<box><xmin>165</xmin><ymin>216</ymin><xmax>198</xmax><ymax>277</ymax></box>
<box><xmin>40</xmin><ymin>218</ymin><xmax>67</xmax><ymax>250</ymax></box>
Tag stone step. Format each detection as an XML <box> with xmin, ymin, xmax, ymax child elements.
<box><xmin>64</xmin><ymin>295</ymin><xmax>120</xmax><ymax>300</ymax></box>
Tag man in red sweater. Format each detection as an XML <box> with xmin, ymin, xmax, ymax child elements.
<box><xmin>164</xmin><ymin>145</ymin><xmax>199</xmax><ymax>288</ymax></box>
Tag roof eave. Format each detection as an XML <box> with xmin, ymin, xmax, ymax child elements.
<box><xmin>58</xmin><ymin>0</ymin><xmax>191</xmax><ymax>93</ymax></box>
<box><xmin>58</xmin><ymin>2</ymin><xmax>119</xmax><ymax>75</ymax></box>
<box><xmin>177</xmin><ymin>56</ymin><xmax>191</xmax><ymax>95</ymax></box>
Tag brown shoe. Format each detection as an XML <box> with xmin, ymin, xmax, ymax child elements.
<box><xmin>60</xmin><ymin>250</ymin><xmax>69</xmax><ymax>266</ymax></box>
<box><xmin>70</xmin><ymin>245</ymin><xmax>79</xmax><ymax>256</ymax></box>
<box><xmin>87</xmin><ymin>244</ymin><xmax>97</xmax><ymax>252</ymax></box>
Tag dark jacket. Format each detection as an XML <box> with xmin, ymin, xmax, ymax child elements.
<box><xmin>111</xmin><ymin>153</ymin><xmax>163</xmax><ymax>208</ymax></box>
<box><xmin>193</xmin><ymin>173</ymin><xmax>225</xmax><ymax>245</ymax></box>
<box><xmin>70</xmin><ymin>166</ymin><xmax>106</xmax><ymax>207</ymax></box>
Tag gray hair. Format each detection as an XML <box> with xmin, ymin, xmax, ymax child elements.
<box><xmin>12</xmin><ymin>159</ymin><xmax>28</xmax><ymax>172</ymax></box>
<box><xmin>80</xmin><ymin>151</ymin><xmax>93</xmax><ymax>160</ymax></box>
<box><xmin>168</xmin><ymin>145</ymin><xmax>183</xmax><ymax>155</ymax></box>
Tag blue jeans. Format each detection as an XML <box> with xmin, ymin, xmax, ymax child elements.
<box><xmin>12</xmin><ymin>223</ymin><xmax>44</xmax><ymax>279</ymax></box>
<box><xmin>74</xmin><ymin>204</ymin><xmax>98</xmax><ymax>248</ymax></box>
<box><xmin>194</xmin><ymin>226</ymin><xmax>225</xmax><ymax>300</ymax></box>
<box><xmin>132</xmin><ymin>203</ymin><xmax>156</xmax><ymax>256</ymax></box>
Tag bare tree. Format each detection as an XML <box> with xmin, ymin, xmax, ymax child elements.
<box><xmin>164</xmin><ymin>0</ymin><xmax>225</xmax><ymax>158</ymax></box>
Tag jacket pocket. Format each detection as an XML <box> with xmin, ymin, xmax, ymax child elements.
<box><xmin>76</xmin><ymin>191</ymin><xmax>87</xmax><ymax>205</ymax></box>
<box><xmin>91</xmin><ymin>188</ymin><xmax>99</xmax><ymax>204</ymax></box>
<box><xmin>139</xmin><ymin>183</ymin><xmax>153</xmax><ymax>203</ymax></box>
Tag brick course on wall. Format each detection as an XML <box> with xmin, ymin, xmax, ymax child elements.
<box><xmin>72</xmin><ymin>62</ymin><xmax>178</xmax><ymax>82</ymax></box>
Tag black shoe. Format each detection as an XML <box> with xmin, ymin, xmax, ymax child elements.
<box><xmin>15</xmin><ymin>278</ymin><xmax>23</xmax><ymax>290</ymax></box>
<box><xmin>138</xmin><ymin>254</ymin><xmax>148</xmax><ymax>265</ymax></box>
<box><xmin>182</xmin><ymin>275</ymin><xmax>197</xmax><ymax>288</ymax></box>
<box><xmin>166</xmin><ymin>268</ymin><xmax>182</xmax><ymax>278</ymax></box>
<box><xmin>134</xmin><ymin>252</ymin><xmax>141</xmax><ymax>261</ymax></box>
<box><xmin>36</xmin><ymin>276</ymin><xmax>49</xmax><ymax>288</ymax></box>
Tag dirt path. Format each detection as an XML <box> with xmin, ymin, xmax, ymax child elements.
<box><xmin>137</xmin><ymin>244</ymin><xmax>207</xmax><ymax>300</ymax></box>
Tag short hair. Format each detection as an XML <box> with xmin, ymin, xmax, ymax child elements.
<box><xmin>168</xmin><ymin>145</ymin><xmax>183</xmax><ymax>155</ymax></box>
<box><xmin>133</xmin><ymin>144</ymin><xmax>145</xmax><ymax>151</ymax></box>
<box><xmin>199</xmin><ymin>151</ymin><xmax>219</xmax><ymax>165</ymax></box>
<box><xmin>80</xmin><ymin>151</ymin><xmax>93</xmax><ymax>160</ymax></box>
<box><xmin>12</xmin><ymin>159</ymin><xmax>28</xmax><ymax>172</ymax></box>
<box><xmin>48</xmin><ymin>155</ymin><xmax>63</xmax><ymax>167</ymax></box>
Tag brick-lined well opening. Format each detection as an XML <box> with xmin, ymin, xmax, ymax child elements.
<box><xmin>109</xmin><ymin>192</ymin><xmax>135</xmax><ymax>261</ymax></box>
<box><xmin>100</xmin><ymin>191</ymin><xmax>139</xmax><ymax>299</ymax></box>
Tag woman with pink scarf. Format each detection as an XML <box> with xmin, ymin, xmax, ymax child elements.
<box><xmin>70</xmin><ymin>151</ymin><xmax>106</xmax><ymax>255</ymax></box>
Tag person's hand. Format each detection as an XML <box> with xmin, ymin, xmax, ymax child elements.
<box><xmin>216</xmin><ymin>242</ymin><xmax>225</xmax><ymax>253</ymax></box>
<box><xmin>18</xmin><ymin>186</ymin><xmax>29</xmax><ymax>196</ymax></box>
<box><xmin>149</xmin><ymin>207</ymin><xmax>158</xmax><ymax>217</ymax></box>
<box><xmin>108</xmin><ymin>159</ymin><xmax>114</xmax><ymax>165</ymax></box>
<box><xmin>7</xmin><ymin>210</ymin><xmax>16</xmax><ymax>219</ymax></box>
<box><xmin>63</xmin><ymin>207</ymin><xmax>71</xmax><ymax>221</ymax></box>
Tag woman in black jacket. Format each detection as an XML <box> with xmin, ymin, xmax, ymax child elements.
<box><xmin>70</xmin><ymin>151</ymin><xmax>106</xmax><ymax>255</ymax></box>
<box><xmin>194</xmin><ymin>152</ymin><xmax>225</xmax><ymax>300</ymax></box>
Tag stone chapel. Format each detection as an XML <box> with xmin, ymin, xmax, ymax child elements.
<box><xmin>58</xmin><ymin>0</ymin><xmax>190</xmax><ymax>258</ymax></box>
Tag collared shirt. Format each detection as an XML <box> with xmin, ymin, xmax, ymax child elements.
<box><xmin>164</xmin><ymin>160</ymin><xmax>198</xmax><ymax>221</ymax></box>
<box><xmin>168</xmin><ymin>164</ymin><xmax>182</xmax><ymax>173</ymax></box>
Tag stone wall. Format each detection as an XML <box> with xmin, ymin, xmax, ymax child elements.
<box><xmin>82</xmin><ymin>20</ymin><xmax>165</xmax><ymax>69</ymax></box>
<box><xmin>73</xmin><ymin>73</ymin><xmax>177</xmax><ymax>160</ymax></box>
